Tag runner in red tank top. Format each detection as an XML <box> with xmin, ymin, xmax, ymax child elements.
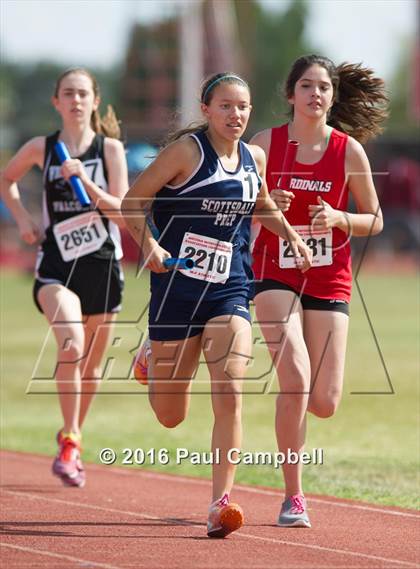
<box><xmin>254</xmin><ymin>124</ymin><xmax>352</xmax><ymax>301</ymax></box>
<box><xmin>251</xmin><ymin>55</ymin><xmax>388</xmax><ymax>528</ymax></box>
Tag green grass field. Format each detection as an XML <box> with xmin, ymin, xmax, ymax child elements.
<box><xmin>1</xmin><ymin>266</ymin><xmax>419</xmax><ymax>508</ymax></box>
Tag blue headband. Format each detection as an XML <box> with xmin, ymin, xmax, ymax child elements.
<box><xmin>202</xmin><ymin>75</ymin><xmax>248</xmax><ymax>102</ymax></box>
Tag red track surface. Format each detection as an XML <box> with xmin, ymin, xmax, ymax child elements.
<box><xmin>1</xmin><ymin>450</ymin><xmax>419</xmax><ymax>569</ymax></box>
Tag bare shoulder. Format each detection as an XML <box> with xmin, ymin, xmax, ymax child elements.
<box><xmin>345</xmin><ymin>135</ymin><xmax>370</xmax><ymax>169</ymax></box>
<box><xmin>249</xmin><ymin>128</ymin><xmax>272</xmax><ymax>153</ymax></box>
<box><xmin>160</xmin><ymin>135</ymin><xmax>201</xmax><ymax>166</ymax></box>
<box><xmin>103</xmin><ymin>137</ymin><xmax>126</xmax><ymax>165</ymax></box>
<box><xmin>27</xmin><ymin>136</ymin><xmax>46</xmax><ymax>150</ymax></box>
<box><xmin>24</xmin><ymin>136</ymin><xmax>45</xmax><ymax>159</ymax></box>
<box><xmin>346</xmin><ymin>135</ymin><xmax>364</xmax><ymax>154</ymax></box>
<box><xmin>2</xmin><ymin>136</ymin><xmax>45</xmax><ymax>180</ymax></box>
<box><xmin>176</xmin><ymin>135</ymin><xmax>202</xmax><ymax>158</ymax></box>
<box><xmin>12</xmin><ymin>136</ymin><xmax>45</xmax><ymax>168</ymax></box>
<box><xmin>104</xmin><ymin>137</ymin><xmax>125</xmax><ymax>153</ymax></box>
<box><xmin>129</xmin><ymin>134</ymin><xmax>202</xmax><ymax>193</ymax></box>
<box><xmin>247</xmin><ymin>143</ymin><xmax>266</xmax><ymax>173</ymax></box>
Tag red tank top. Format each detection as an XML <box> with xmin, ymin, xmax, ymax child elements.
<box><xmin>253</xmin><ymin>124</ymin><xmax>352</xmax><ymax>301</ymax></box>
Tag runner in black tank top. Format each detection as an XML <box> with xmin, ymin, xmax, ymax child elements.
<box><xmin>0</xmin><ymin>68</ymin><xmax>129</xmax><ymax>488</ymax></box>
<box><xmin>41</xmin><ymin>130</ymin><xmax>122</xmax><ymax>260</ymax></box>
<box><xmin>34</xmin><ymin>130</ymin><xmax>124</xmax><ymax>315</ymax></box>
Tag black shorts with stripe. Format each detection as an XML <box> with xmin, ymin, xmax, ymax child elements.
<box><xmin>254</xmin><ymin>279</ymin><xmax>349</xmax><ymax>315</ymax></box>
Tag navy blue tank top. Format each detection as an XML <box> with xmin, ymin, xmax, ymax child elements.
<box><xmin>151</xmin><ymin>130</ymin><xmax>262</xmax><ymax>300</ymax></box>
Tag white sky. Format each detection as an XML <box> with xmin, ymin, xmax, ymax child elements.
<box><xmin>0</xmin><ymin>0</ymin><xmax>417</xmax><ymax>81</ymax></box>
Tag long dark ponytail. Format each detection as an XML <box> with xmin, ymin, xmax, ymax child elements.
<box><xmin>284</xmin><ymin>55</ymin><xmax>389</xmax><ymax>143</ymax></box>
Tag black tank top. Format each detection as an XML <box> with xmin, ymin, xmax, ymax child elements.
<box><xmin>41</xmin><ymin>131</ymin><xmax>122</xmax><ymax>260</ymax></box>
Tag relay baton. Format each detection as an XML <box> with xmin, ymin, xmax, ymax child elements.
<box><xmin>277</xmin><ymin>140</ymin><xmax>299</xmax><ymax>190</ymax></box>
<box><xmin>163</xmin><ymin>258</ymin><xmax>195</xmax><ymax>270</ymax></box>
<box><xmin>146</xmin><ymin>217</ymin><xmax>194</xmax><ymax>270</ymax></box>
<box><xmin>55</xmin><ymin>141</ymin><xmax>91</xmax><ymax>206</ymax></box>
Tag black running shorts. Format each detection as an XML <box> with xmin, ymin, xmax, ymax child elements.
<box><xmin>33</xmin><ymin>251</ymin><xmax>124</xmax><ymax>315</ymax></box>
<box><xmin>254</xmin><ymin>279</ymin><xmax>349</xmax><ymax>315</ymax></box>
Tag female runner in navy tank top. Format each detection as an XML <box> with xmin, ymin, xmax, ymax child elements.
<box><xmin>122</xmin><ymin>72</ymin><xmax>312</xmax><ymax>538</ymax></box>
<box><xmin>251</xmin><ymin>55</ymin><xmax>388</xmax><ymax>528</ymax></box>
<box><xmin>0</xmin><ymin>68</ymin><xmax>129</xmax><ymax>488</ymax></box>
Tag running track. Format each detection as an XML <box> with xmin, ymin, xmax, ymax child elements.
<box><xmin>1</xmin><ymin>450</ymin><xmax>419</xmax><ymax>568</ymax></box>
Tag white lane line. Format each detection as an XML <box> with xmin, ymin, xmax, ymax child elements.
<box><xmin>0</xmin><ymin>542</ymin><xmax>123</xmax><ymax>569</ymax></box>
<box><xmin>234</xmin><ymin>485</ymin><xmax>420</xmax><ymax>519</ymax></box>
<box><xmin>2</xmin><ymin>490</ymin><xmax>189</xmax><ymax>522</ymax></box>
<box><xmin>2</xmin><ymin>451</ymin><xmax>419</xmax><ymax>519</ymax></box>
<box><xmin>0</xmin><ymin>546</ymin><xmax>399</xmax><ymax>569</ymax></box>
<box><xmin>118</xmin><ymin>469</ymin><xmax>420</xmax><ymax>519</ymax></box>
<box><xmin>2</xmin><ymin>490</ymin><xmax>418</xmax><ymax>568</ymax></box>
<box><xmin>237</xmin><ymin>533</ymin><xmax>420</xmax><ymax>568</ymax></box>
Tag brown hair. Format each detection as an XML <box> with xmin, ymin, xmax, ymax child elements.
<box><xmin>284</xmin><ymin>55</ymin><xmax>389</xmax><ymax>143</ymax></box>
<box><xmin>54</xmin><ymin>67</ymin><xmax>121</xmax><ymax>139</ymax></box>
<box><xmin>165</xmin><ymin>72</ymin><xmax>250</xmax><ymax>145</ymax></box>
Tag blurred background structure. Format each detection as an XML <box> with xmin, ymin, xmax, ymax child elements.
<box><xmin>0</xmin><ymin>0</ymin><xmax>419</xmax><ymax>267</ymax></box>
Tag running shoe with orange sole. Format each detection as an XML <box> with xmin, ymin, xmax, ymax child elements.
<box><xmin>207</xmin><ymin>493</ymin><xmax>244</xmax><ymax>538</ymax></box>
<box><xmin>133</xmin><ymin>337</ymin><xmax>152</xmax><ymax>385</ymax></box>
<box><xmin>52</xmin><ymin>432</ymin><xmax>85</xmax><ymax>488</ymax></box>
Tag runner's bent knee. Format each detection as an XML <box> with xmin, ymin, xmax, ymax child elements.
<box><xmin>308</xmin><ymin>388</ymin><xmax>342</xmax><ymax>418</ymax></box>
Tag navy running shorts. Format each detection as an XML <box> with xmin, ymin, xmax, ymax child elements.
<box><xmin>149</xmin><ymin>293</ymin><xmax>252</xmax><ymax>341</ymax></box>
